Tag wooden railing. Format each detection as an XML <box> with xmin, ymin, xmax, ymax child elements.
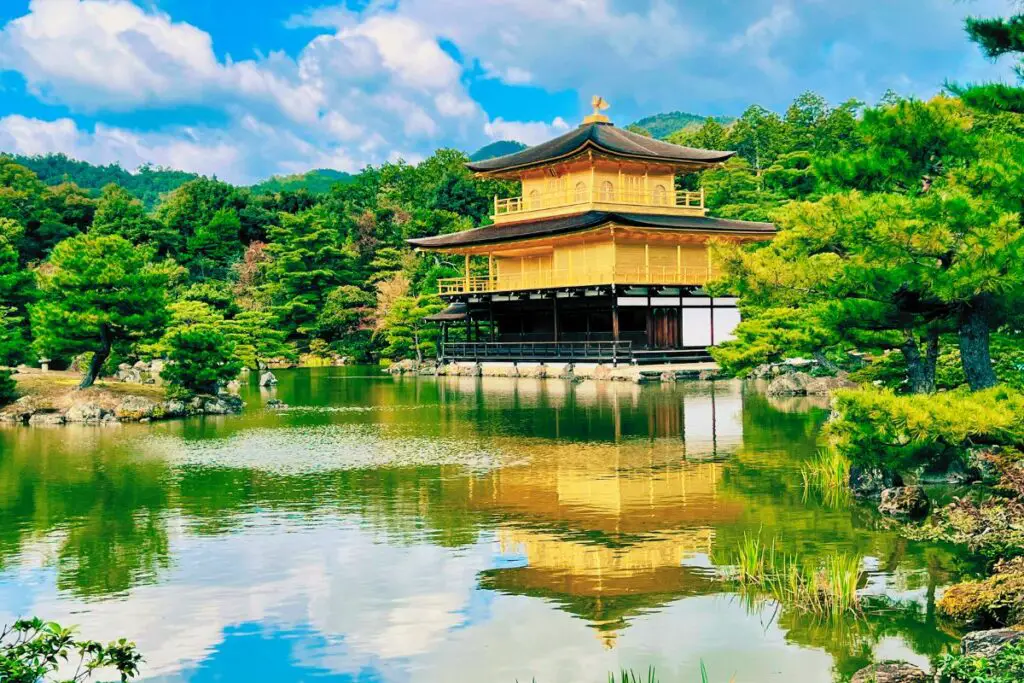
<box><xmin>494</xmin><ymin>188</ymin><xmax>705</xmax><ymax>217</ymax></box>
<box><xmin>441</xmin><ymin>341</ymin><xmax>632</xmax><ymax>363</ymax></box>
<box><xmin>437</xmin><ymin>265</ymin><xmax>715</xmax><ymax>295</ymax></box>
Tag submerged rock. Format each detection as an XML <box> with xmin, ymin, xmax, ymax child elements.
<box><xmin>850</xmin><ymin>662</ymin><xmax>927</xmax><ymax>683</ymax></box>
<box><xmin>878</xmin><ymin>486</ymin><xmax>930</xmax><ymax>519</ymax></box>
<box><xmin>850</xmin><ymin>466</ymin><xmax>903</xmax><ymax>499</ymax></box>
<box><xmin>961</xmin><ymin>628</ymin><xmax>1024</xmax><ymax>659</ymax></box>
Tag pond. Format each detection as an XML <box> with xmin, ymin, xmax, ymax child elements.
<box><xmin>0</xmin><ymin>367</ymin><xmax>973</xmax><ymax>682</ymax></box>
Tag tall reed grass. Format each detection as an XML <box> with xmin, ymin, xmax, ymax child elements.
<box><xmin>800</xmin><ymin>448</ymin><xmax>853</xmax><ymax>508</ymax></box>
<box><xmin>729</xmin><ymin>532</ymin><xmax>862</xmax><ymax>618</ymax></box>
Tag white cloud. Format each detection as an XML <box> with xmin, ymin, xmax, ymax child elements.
<box><xmin>0</xmin><ymin>0</ymin><xmax>1016</xmax><ymax>180</ymax></box>
<box><xmin>484</xmin><ymin>116</ymin><xmax>570</xmax><ymax>145</ymax></box>
<box><xmin>0</xmin><ymin>0</ymin><xmax>486</xmax><ymax>179</ymax></box>
<box><xmin>0</xmin><ymin>115</ymin><xmax>243</xmax><ymax>179</ymax></box>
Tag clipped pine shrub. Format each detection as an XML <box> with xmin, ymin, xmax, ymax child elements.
<box><xmin>826</xmin><ymin>386</ymin><xmax>1024</xmax><ymax>472</ymax></box>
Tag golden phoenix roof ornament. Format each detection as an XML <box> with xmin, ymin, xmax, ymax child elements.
<box><xmin>584</xmin><ymin>95</ymin><xmax>611</xmax><ymax>124</ymax></box>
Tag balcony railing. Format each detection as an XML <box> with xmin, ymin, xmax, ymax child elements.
<box><xmin>494</xmin><ymin>187</ymin><xmax>705</xmax><ymax>218</ymax></box>
<box><xmin>441</xmin><ymin>341</ymin><xmax>633</xmax><ymax>363</ymax></box>
<box><xmin>438</xmin><ymin>265</ymin><xmax>717</xmax><ymax>296</ymax></box>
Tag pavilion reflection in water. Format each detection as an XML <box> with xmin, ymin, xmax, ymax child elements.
<box><xmin>432</xmin><ymin>377</ymin><xmax>747</xmax><ymax>646</ymax></box>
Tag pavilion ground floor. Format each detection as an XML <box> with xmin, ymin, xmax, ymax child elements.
<box><xmin>432</xmin><ymin>285</ymin><xmax>740</xmax><ymax>365</ymax></box>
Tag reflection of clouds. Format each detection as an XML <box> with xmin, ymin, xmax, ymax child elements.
<box><xmin>1</xmin><ymin>518</ymin><xmax>490</xmax><ymax>679</ymax></box>
<box><xmin>1</xmin><ymin>516</ymin><xmax>932</xmax><ymax>683</ymax></box>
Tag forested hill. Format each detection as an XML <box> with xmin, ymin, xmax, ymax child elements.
<box><xmin>6</xmin><ymin>153</ymin><xmax>355</xmax><ymax>207</ymax></box>
<box><xmin>11</xmin><ymin>153</ymin><xmax>200</xmax><ymax>208</ymax></box>
<box><xmin>469</xmin><ymin>140</ymin><xmax>527</xmax><ymax>161</ymax></box>
<box><xmin>629</xmin><ymin>111</ymin><xmax>734</xmax><ymax>139</ymax></box>
<box><xmin>249</xmin><ymin>169</ymin><xmax>353</xmax><ymax>195</ymax></box>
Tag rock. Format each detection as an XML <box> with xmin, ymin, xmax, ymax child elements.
<box><xmin>919</xmin><ymin>458</ymin><xmax>977</xmax><ymax>486</ymax></box>
<box><xmin>225</xmin><ymin>379</ymin><xmax>242</xmax><ymax>395</ymax></box>
<box><xmin>28</xmin><ymin>412</ymin><xmax>65</xmax><ymax>425</ymax></box>
<box><xmin>961</xmin><ymin>628</ymin><xmax>1024</xmax><ymax>659</ymax></box>
<box><xmin>878</xmin><ymin>486</ymin><xmax>930</xmax><ymax>519</ymax></box>
<box><xmin>850</xmin><ymin>466</ymin><xmax>904</xmax><ymax>499</ymax></box>
<box><xmin>698</xmin><ymin>368</ymin><xmax>721</xmax><ymax>381</ymax></box>
<box><xmin>966</xmin><ymin>447</ymin><xmax>1006</xmax><ymax>486</ymax></box>
<box><xmin>766</xmin><ymin>372</ymin><xmax>812</xmax><ymax>396</ymax></box>
<box><xmin>65</xmin><ymin>402</ymin><xmax>105</xmax><ymax>423</ymax></box>
<box><xmin>850</xmin><ymin>662</ymin><xmax>927</xmax><ymax>683</ymax></box>
<box><xmin>266</xmin><ymin>398</ymin><xmax>288</xmax><ymax>410</ymax></box>
<box><xmin>805</xmin><ymin>375</ymin><xmax>858</xmax><ymax>396</ymax></box>
<box><xmin>259</xmin><ymin>371</ymin><xmax>278</xmax><ymax>386</ymax></box>
<box><xmin>160</xmin><ymin>400</ymin><xmax>187</xmax><ymax>417</ymax></box>
<box><xmin>114</xmin><ymin>396</ymin><xmax>158</xmax><ymax>421</ymax></box>
<box><xmin>518</xmin><ymin>364</ymin><xmax>548</xmax><ymax>379</ymax></box>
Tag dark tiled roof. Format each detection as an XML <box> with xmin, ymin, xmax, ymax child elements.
<box><xmin>408</xmin><ymin>211</ymin><xmax>775</xmax><ymax>249</ymax></box>
<box><xmin>423</xmin><ymin>302</ymin><xmax>468</xmax><ymax>321</ymax></box>
<box><xmin>466</xmin><ymin>122</ymin><xmax>735</xmax><ymax>174</ymax></box>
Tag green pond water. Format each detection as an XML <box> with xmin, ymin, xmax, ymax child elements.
<box><xmin>0</xmin><ymin>367</ymin><xmax>975</xmax><ymax>682</ymax></box>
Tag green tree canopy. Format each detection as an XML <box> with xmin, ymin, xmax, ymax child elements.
<box><xmin>31</xmin><ymin>234</ymin><xmax>176</xmax><ymax>388</ymax></box>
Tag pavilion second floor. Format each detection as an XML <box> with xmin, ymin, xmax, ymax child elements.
<box><xmin>408</xmin><ymin>213</ymin><xmax>775</xmax><ymax>297</ymax></box>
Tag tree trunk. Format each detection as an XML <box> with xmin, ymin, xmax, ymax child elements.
<box><xmin>79</xmin><ymin>325</ymin><xmax>111</xmax><ymax>390</ymax></box>
<box><xmin>958</xmin><ymin>295</ymin><xmax>998</xmax><ymax>391</ymax></box>
<box><xmin>900</xmin><ymin>329</ymin><xmax>938</xmax><ymax>394</ymax></box>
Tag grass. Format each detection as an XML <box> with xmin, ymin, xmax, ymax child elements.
<box><xmin>608</xmin><ymin>667</ymin><xmax>658</xmax><ymax>683</ymax></box>
<box><xmin>517</xmin><ymin>662</ymin><xmax>736</xmax><ymax>683</ymax></box>
<box><xmin>800</xmin><ymin>448</ymin><xmax>852</xmax><ymax>508</ymax></box>
<box><xmin>728</xmin><ymin>532</ymin><xmax>863</xmax><ymax>618</ymax></box>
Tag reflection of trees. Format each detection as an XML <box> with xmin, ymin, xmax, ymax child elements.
<box><xmin>0</xmin><ymin>371</ymin><xmax>984</xmax><ymax>677</ymax></box>
<box><xmin>772</xmin><ymin>595</ymin><xmax>962</xmax><ymax>682</ymax></box>
<box><xmin>0</xmin><ymin>431</ymin><xmax>171</xmax><ymax>598</ymax></box>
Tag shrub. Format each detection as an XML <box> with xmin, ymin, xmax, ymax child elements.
<box><xmin>937</xmin><ymin>562</ymin><xmax>1024</xmax><ymax>627</ymax></box>
<box><xmin>0</xmin><ymin>617</ymin><xmax>142</xmax><ymax>683</ymax></box>
<box><xmin>827</xmin><ymin>386</ymin><xmax>1024</xmax><ymax>473</ymax></box>
<box><xmin>161</xmin><ymin>328</ymin><xmax>243</xmax><ymax>397</ymax></box>
<box><xmin>936</xmin><ymin>640</ymin><xmax>1024</xmax><ymax>683</ymax></box>
<box><xmin>0</xmin><ymin>369</ymin><xmax>16</xmax><ymax>406</ymax></box>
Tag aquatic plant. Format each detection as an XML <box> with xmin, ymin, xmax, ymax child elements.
<box><xmin>800</xmin><ymin>448</ymin><xmax>852</xmax><ymax>507</ymax></box>
<box><xmin>608</xmin><ymin>666</ymin><xmax>658</xmax><ymax>683</ymax></box>
<box><xmin>727</xmin><ymin>533</ymin><xmax>863</xmax><ymax>618</ymax></box>
<box><xmin>936</xmin><ymin>640</ymin><xmax>1024</xmax><ymax>683</ymax></box>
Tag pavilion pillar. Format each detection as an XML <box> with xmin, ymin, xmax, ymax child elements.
<box><xmin>552</xmin><ymin>295</ymin><xmax>559</xmax><ymax>343</ymax></box>
<box><xmin>611</xmin><ymin>290</ymin><xmax>620</xmax><ymax>343</ymax></box>
<box><xmin>488</xmin><ymin>298</ymin><xmax>495</xmax><ymax>342</ymax></box>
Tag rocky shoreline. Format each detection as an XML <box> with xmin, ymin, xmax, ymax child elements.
<box><xmin>0</xmin><ymin>392</ymin><xmax>244</xmax><ymax>425</ymax></box>
<box><xmin>0</xmin><ymin>368</ymin><xmax>245</xmax><ymax>426</ymax></box>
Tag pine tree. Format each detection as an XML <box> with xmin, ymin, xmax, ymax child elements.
<box><xmin>31</xmin><ymin>234</ymin><xmax>175</xmax><ymax>388</ymax></box>
<box><xmin>953</xmin><ymin>11</ymin><xmax>1024</xmax><ymax>112</ymax></box>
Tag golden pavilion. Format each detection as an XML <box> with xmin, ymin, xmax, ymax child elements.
<box><xmin>409</xmin><ymin>100</ymin><xmax>775</xmax><ymax>365</ymax></box>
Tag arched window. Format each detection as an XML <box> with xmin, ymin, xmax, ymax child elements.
<box><xmin>574</xmin><ymin>181</ymin><xmax>587</xmax><ymax>203</ymax></box>
<box><xmin>653</xmin><ymin>184</ymin><xmax>668</xmax><ymax>205</ymax></box>
<box><xmin>600</xmin><ymin>181</ymin><xmax>615</xmax><ymax>202</ymax></box>
<box><xmin>528</xmin><ymin>189</ymin><xmax>541</xmax><ymax>209</ymax></box>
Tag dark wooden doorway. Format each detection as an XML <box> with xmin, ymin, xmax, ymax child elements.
<box><xmin>651</xmin><ymin>308</ymin><xmax>680</xmax><ymax>349</ymax></box>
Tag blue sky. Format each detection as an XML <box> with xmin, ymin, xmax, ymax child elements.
<box><xmin>0</xmin><ymin>0</ymin><xmax>1016</xmax><ymax>183</ymax></box>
